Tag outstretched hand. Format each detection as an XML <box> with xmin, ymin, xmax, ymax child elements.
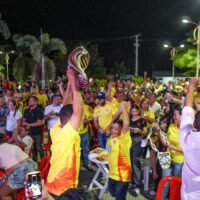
<box><xmin>189</xmin><ymin>77</ymin><xmax>200</xmax><ymax>86</ymax></box>
<box><xmin>120</xmin><ymin>101</ymin><xmax>130</xmax><ymax>111</ymax></box>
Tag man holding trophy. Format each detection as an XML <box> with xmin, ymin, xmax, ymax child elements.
<box><xmin>46</xmin><ymin>46</ymin><xmax>90</xmax><ymax>197</ymax></box>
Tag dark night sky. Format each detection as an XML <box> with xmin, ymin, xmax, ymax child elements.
<box><xmin>1</xmin><ymin>0</ymin><xmax>200</xmax><ymax>75</ymax></box>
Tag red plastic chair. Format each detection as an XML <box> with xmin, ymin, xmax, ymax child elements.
<box><xmin>156</xmin><ymin>176</ymin><xmax>182</xmax><ymax>200</ymax></box>
<box><xmin>42</xmin><ymin>144</ymin><xmax>51</xmax><ymax>156</ymax></box>
<box><xmin>39</xmin><ymin>155</ymin><xmax>51</xmax><ymax>183</ymax></box>
<box><xmin>42</xmin><ymin>125</ymin><xmax>52</xmax><ymax>156</ymax></box>
<box><xmin>17</xmin><ymin>188</ymin><xmax>25</xmax><ymax>200</ymax></box>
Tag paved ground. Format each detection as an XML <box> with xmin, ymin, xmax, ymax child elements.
<box><xmin>79</xmin><ymin>168</ymin><xmax>155</xmax><ymax>200</ymax></box>
<box><xmin>44</xmin><ymin>133</ymin><xmax>156</xmax><ymax>199</ymax></box>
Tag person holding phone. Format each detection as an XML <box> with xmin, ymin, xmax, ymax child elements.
<box><xmin>0</xmin><ymin>134</ymin><xmax>37</xmax><ymax>200</ymax></box>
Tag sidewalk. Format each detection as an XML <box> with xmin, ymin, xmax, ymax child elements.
<box><xmin>79</xmin><ymin>169</ymin><xmax>154</xmax><ymax>200</ymax></box>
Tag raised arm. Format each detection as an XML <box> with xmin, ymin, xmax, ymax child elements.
<box><xmin>106</xmin><ymin>82</ymin><xmax>114</xmax><ymax>102</ymax></box>
<box><xmin>57</xmin><ymin>80</ymin><xmax>65</xmax><ymax>98</ymax></box>
<box><xmin>68</xmin><ymin>69</ymin><xmax>84</xmax><ymax>130</ymax></box>
<box><xmin>185</xmin><ymin>78</ymin><xmax>200</xmax><ymax>107</ymax></box>
<box><xmin>121</xmin><ymin>101</ymin><xmax>130</xmax><ymax>134</ymax></box>
<box><xmin>62</xmin><ymin>81</ymin><xmax>72</xmax><ymax>105</ymax></box>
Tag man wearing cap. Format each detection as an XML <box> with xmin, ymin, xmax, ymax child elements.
<box><xmin>94</xmin><ymin>91</ymin><xmax>118</xmax><ymax>148</ymax></box>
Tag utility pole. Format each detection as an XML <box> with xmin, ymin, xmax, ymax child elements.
<box><xmin>40</xmin><ymin>28</ymin><xmax>45</xmax><ymax>88</ymax></box>
<box><xmin>134</xmin><ymin>34</ymin><xmax>141</xmax><ymax>76</ymax></box>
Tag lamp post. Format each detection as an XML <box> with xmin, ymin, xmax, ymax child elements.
<box><xmin>0</xmin><ymin>50</ymin><xmax>15</xmax><ymax>80</ymax></box>
<box><xmin>182</xmin><ymin>17</ymin><xmax>200</xmax><ymax>77</ymax></box>
<box><xmin>163</xmin><ymin>43</ymin><xmax>184</xmax><ymax>79</ymax></box>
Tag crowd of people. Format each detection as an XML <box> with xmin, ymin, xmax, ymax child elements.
<box><xmin>0</xmin><ymin>73</ymin><xmax>200</xmax><ymax>200</ymax></box>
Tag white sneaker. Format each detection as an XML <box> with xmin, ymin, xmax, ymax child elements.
<box><xmin>135</xmin><ymin>188</ymin><xmax>140</xmax><ymax>194</ymax></box>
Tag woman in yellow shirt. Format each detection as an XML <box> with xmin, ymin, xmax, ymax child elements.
<box><xmin>160</xmin><ymin>107</ymin><xmax>184</xmax><ymax>200</ymax></box>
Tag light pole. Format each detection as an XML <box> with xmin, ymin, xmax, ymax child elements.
<box><xmin>182</xmin><ymin>17</ymin><xmax>200</xmax><ymax>77</ymax></box>
<box><xmin>0</xmin><ymin>50</ymin><xmax>15</xmax><ymax>80</ymax></box>
<box><xmin>163</xmin><ymin>43</ymin><xmax>184</xmax><ymax>79</ymax></box>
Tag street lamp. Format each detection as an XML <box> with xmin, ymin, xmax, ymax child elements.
<box><xmin>163</xmin><ymin>43</ymin><xmax>184</xmax><ymax>79</ymax></box>
<box><xmin>182</xmin><ymin>17</ymin><xmax>200</xmax><ymax>77</ymax></box>
<box><xmin>0</xmin><ymin>50</ymin><xmax>15</xmax><ymax>80</ymax></box>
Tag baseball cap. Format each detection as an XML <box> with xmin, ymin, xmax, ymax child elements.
<box><xmin>96</xmin><ymin>92</ymin><xmax>105</xmax><ymax>99</ymax></box>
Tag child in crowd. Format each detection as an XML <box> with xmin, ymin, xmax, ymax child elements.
<box><xmin>106</xmin><ymin>101</ymin><xmax>132</xmax><ymax>200</ymax></box>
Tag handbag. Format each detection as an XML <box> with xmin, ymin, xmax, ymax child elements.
<box><xmin>157</xmin><ymin>151</ymin><xmax>171</xmax><ymax>169</ymax></box>
<box><xmin>149</xmin><ymin>125</ymin><xmax>171</xmax><ymax>169</ymax></box>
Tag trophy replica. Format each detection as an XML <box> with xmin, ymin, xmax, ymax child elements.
<box><xmin>68</xmin><ymin>46</ymin><xmax>90</xmax><ymax>89</ymax></box>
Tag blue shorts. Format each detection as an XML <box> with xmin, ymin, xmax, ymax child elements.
<box><xmin>7</xmin><ymin>158</ymin><xmax>37</xmax><ymax>189</ymax></box>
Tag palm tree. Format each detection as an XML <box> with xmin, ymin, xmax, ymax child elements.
<box><xmin>12</xmin><ymin>34</ymin><xmax>37</xmax><ymax>81</ymax></box>
<box><xmin>0</xmin><ymin>13</ymin><xmax>10</xmax><ymax>40</ymax></box>
<box><xmin>12</xmin><ymin>33</ymin><xmax>67</xmax><ymax>83</ymax></box>
<box><xmin>30</xmin><ymin>33</ymin><xmax>67</xmax><ymax>84</ymax></box>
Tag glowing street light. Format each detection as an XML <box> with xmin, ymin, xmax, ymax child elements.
<box><xmin>0</xmin><ymin>50</ymin><xmax>15</xmax><ymax>80</ymax></box>
<box><xmin>163</xmin><ymin>43</ymin><xmax>184</xmax><ymax>78</ymax></box>
<box><xmin>182</xmin><ymin>16</ymin><xmax>200</xmax><ymax>77</ymax></box>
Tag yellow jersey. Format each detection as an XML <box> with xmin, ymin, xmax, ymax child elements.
<box><xmin>94</xmin><ymin>101</ymin><xmax>118</xmax><ymax>131</ymax></box>
<box><xmin>111</xmin><ymin>97</ymin><xmax>120</xmax><ymax>109</ymax></box>
<box><xmin>46</xmin><ymin>120</ymin><xmax>81</xmax><ymax>196</ymax></box>
<box><xmin>79</xmin><ymin>104</ymin><xmax>93</xmax><ymax>134</ymax></box>
<box><xmin>144</xmin><ymin>108</ymin><xmax>155</xmax><ymax>127</ymax></box>
<box><xmin>36</xmin><ymin>93</ymin><xmax>48</xmax><ymax>108</ymax></box>
<box><xmin>106</xmin><ymin>131</ymin><xmax>132</xmax><ymax>182</ymax></box>
<box><xmin>167</xmin><ymin>124</ymin><xmax>184</xmax><ymax>163</ymax></box>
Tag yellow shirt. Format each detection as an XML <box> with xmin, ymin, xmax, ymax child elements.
<box><xmin>23</xmin><ymin>92</ymin><xmax>30</xmax><ymax>102</ymax></box>
<box><xmin>79</xmin><ymin>104</ymin><xmax>93</xmax><ymax>134</ymax></box>
<box><xmin>106</xmin><ymin>131</ymin><xmax>132</xmax><ymax>182</ymax></box>
<box><xmin>46</xmin><ymin>120</ymin><xmax>81</xmax><ymax>196</ymax></box>
<box><xmin>167</xmin><ymin>124</ymin><xmax>184</xmax><ymax>163</ymax></box>
<box><xmin>111</xmin><ymin>97</ymin><xmax>120</xmax><ymax>109</ymax></box>
<box><xmin>144</xmin><ymin>108</ymin><xmax>155</xmax><ymax>127</ymax></box>
<box><xmin>94</xmin><ymin>101</ymin><xmax>118</xmax><ymax>131</ymax></box>
<box><xmin>37</xmin><ymin>93</ymin><xmax>48</xmax><ymax>108</ymax></box>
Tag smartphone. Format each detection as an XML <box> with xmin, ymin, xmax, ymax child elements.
<box><xmin>26</xmin><ymin>171</ymin><xmax>42</xmax><ymax>199</ymax></box>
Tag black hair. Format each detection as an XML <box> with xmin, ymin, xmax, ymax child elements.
<box><xmin>112</xmin><ymin>119</ymin><xmax>123</xmax><ymax>127</ymax></box>
<box><xmin>159</xmin><ymin>115</ymin><xmax>171</xmax><ymax>132</ymax></box>
<box><xmin>51</xmin><ymin>94</ymin><xmax>60</xmax><ymax>103</ymax></box>
<box><xmin>174</xmin><ymin>106</ymin><xmax>182</xmax><ymax>116</ymax></box>
<box><xmin>21</xmin><ymin>125</ymin><xmax>30</xmax><ymax>133</ymax></box>
<box><xmin>8</xmin><ymin>100</ymin><xmax>18</xmax><ymax>117</ymax></box>
<box><xmin>29</xmin><ymin>95</ymin><xmax>38</xmax><ymax>102</ymax></box>
<box><xmin>166</xmin><ymin>102</ymin><xmax>181</xmax><ymax>122</ymax></box>
<box><xmin>59</xmin><ymin>104</ymin><xmax>73</xmax><ymax>125</ymax></box>
<box><xmin>131</xmin><ymin>104</ymin><xmax>140</xmax><ymax>111</ymax></box>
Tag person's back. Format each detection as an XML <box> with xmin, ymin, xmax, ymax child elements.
<box><xmin>46</xmin><ymin>69</ymin><xmax>83</xmax><ymax>197</ymax></box>
<box><xmin>0</xmin><ymin>138</ymin><xmax>37</xmax><ymax>200</ymax></box>
<box><xmin>0</xmin><ymin>143</ymin><xmax>28</xmax><ymax>170</ymax></box>
<box><xmin>46</xmin><ymin>117</ymin><xmax>81</xmax><ymax>196</ymax></box>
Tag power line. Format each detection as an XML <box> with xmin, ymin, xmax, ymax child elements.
<box><xmin>63</xmin><ymin>36</ymin><xmax>181</xmax><ymax>44</ymax></box>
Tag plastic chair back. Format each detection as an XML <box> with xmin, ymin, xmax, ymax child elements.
<box><xmin>17</xmin><ymin>188</ymin><xmax>25</xmax><ymax>200</ymax></box>
<box><xmin>156</xmin><ymin>176</ymin><xmax>182</xmax><ymax>200</ymax></box>
<box><xmin>39</xmin><ymin>156</ymin><xmax>51</xmax><ymax>183</ymax></box>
